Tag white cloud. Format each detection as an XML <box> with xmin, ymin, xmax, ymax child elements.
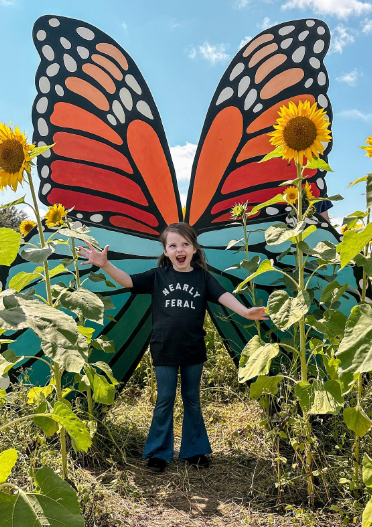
<box><xmin>168</xmin><ymin>18</ymin><xmax>185</xmax><ymax>30</ymax></box>
<box><xmin>1</xmin><ymin>0</ymin><xmax>14</xmax><ymax>5</ymax></box>
<box><xmin>188</xmin><ymin>42</ymin><xmax>230</xmax><ymax>64</ymax></box>
<box><xmin>362</xmin><ymin>17</ymin><xmax>372</xmax><ymax>31</ymax></box>
<box><xmin>179</xmin><ymin>193</ymin><xmax>188</xmax><ymax>207</ymax></box>
<box><xmin>329</xmin><ymin>216</ymin><xmax>343</xmax><ymax>231</ymax></box>
<box><xmin>338</xmin><ymin>109</ymin><xmax>372</xmax><ymax>123</ymax></box>
<box><xmin>121</xmin><ymin>21</ymin><xmax>127</xmax><ymax>31</ymax></box>
<box><xmin>170</xmin><ymin>143</ymin><xmax>197</xmax><ymax>184</ymax></box>
<box><xmin>234</xmin><ymin>0</ymin><xmax>250</xmax><ymax>8</ymax></box>
<box><xmin>259</xmin><ymin>17</ymin><xmax>278</xmax><ymax>29</ymax></box>
<box><xmin>22</xmin><ymin>205</ymin><xmax>47</xmax><ymax>221</ymax></box>
<box><xmin>281</xmin><ymin>0</ymin><xmax>372</xmax><ymax>18</ymax></box>
<box><xmin>330</xmin><ymin>25</ymin><xmax>355</xmax><ymax>53</ymax></box>
<box><xmin>336</xmin><ymin>68</ymin><xmax>359</xmax><ymax>85</ymax></box>
<box><xmin>238</xmin><ymin>35</ymin><xmax>252</xmax><ymax>49</ymax></box>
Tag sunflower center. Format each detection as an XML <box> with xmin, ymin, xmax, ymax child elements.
<box><xmin>0</xmin><ymin>139</ymin><xmax>25</xmax><ymax>174</ymax></box>
<box><xmin>51</xmin><ymin>212</ymin><xmax>62</xmax><ymax>224</ymax></box>
<box><xmin>283</xmin><ymin>116</ymin><xmax>317</xmax><ymax>152</ymax></box>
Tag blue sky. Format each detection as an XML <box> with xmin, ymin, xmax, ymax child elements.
<box><xmin>1</xmin><ymin>0</ymin><xmax>372</xmax><ymax>225</ymax></box>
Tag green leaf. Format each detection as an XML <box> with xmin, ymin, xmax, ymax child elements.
<box><xmin>77</xmin><ymin>325</ymin><xmax>95</xmax><ymax>342</ymax></box>
<box><xmin>234</xmin><ymin>259</ymin><xmax>274</xmax><ymax>292</ymax></box>
<box><xmin>8</xmin><ymin>271</ymin><xmax>41</xmax><ymax>292</ymax></box>
<box><xmin>47</xmin><ymin>264</ymin><xmax>68</xmax><ymax>279</ymax></box>
<box><xmin>354</xmin><ymin>254</ymin><xmax>372</xmax><ymax>277</ymax></box>
<box><xmin>0</xmin><ymin>350</ymin><xmax>23</xmax><ymax>376</ymax></box>
<box><xmin>29</xmin><ymin>143</ymin><xmax>54</xmax><ymax>159</ymax></box>
<box><xmin>347</xmin><ymin>176</ymin><xmax>367</xmax><ymax>188</ymax></box>
<box><xmin>60</xmin><ymin>287</ymin><xmax>104</xmax><ymax>324</ymax></box>
<box><xmin>85</xmin><ymin>364</ymin><xmax>115</xmax><ymax>404</ymax></box>
<box><xmin>91</xmin><ymin>336</ymin><xmax>115</xmax><ymax>353</ymax></box>
<box><xmin>0</xmin><ymin>449</ymin><xmax>17</xmax><ymax>483</ymax></box>
<box><xmin>299</xmin><ymin>225</ymin><xmax>317</xmax><ymax>242</ymax></box>
<box><xmin>88</xmin><ymin>271</ymin><xmax>116</xmax><ymax>287</ymax></box>
<box><xmin>337</xmin><ymin>304</ymin><xmax>372</xmax><ymax>393</ymax></box>
<box><xmin>225</xmin><ymin>238</ymin><xmax>243</xmax><ymax>250</ymax></box>
<box><xmin>338</xmin><ymin>222</ymin><xmax>372</xmax><ymax>269</ymax></box>
<box><xmin>320</xmin><ymin>281</ymin><xmax>348</xmax><ymax>304</ymax></box>
<box><xmin>247</xmin><ymin>194</ymin><xmax>284</xmax><ymax>217</ymax></box>
<box><xmin>238</xmin><ymin>335</ymin><xmax>279</xmax><ymax>383</ymax></box>
<box><xmin>250</xmin><ymin>375</ymin><xmax>283</xmax><ymax>400</ymax></box>
<box><xmin>294</xmin><ymin>380</ymin><xmax>343</xmax><ymax>415</ymax></box>
<box><xmin>367</xmin><ymin>174</ymin><xmax>372</xmax><ymax>209</ymax></box>
<box><xmin>27</xmin><ymin>385</ymin><xmax>54</xmax><ymax>405</ymax></box>
<box><xmin>311</xmin><ymin>241</ymin><xmax>338</xmax><ymax>262</ymax></box>
<box><xmin>305</xmin><ymin>157</ymin><xmax>333</xmax><ymax>172</ymax></box>
<box><xmin>0</xmin><ymin>389</ymin><xmax>6</xmax><ymax>407</ymax></box>
<box><xmin>312</xmin><ymin>194</ymin><xmax>343</xmax><ymax>203</ymax></box>
<box><xmin>0</xmin><ymin>228</ymin><xmax>21</xmax><ymax>266</ymax></box>
<box><xmin>93</xmin><ymin>361</ymin><xmax>119</xmax><ymax>385</ymax></box>
<box><xmin>363</xmin><ymin>454</ymin><xmax>372</xmax><ymax>487</ymax></box>
<box><xmin>59</xmin><ymin>228</ymin><xmax>100</xmax><ymax>249</ymax></box>
<box><xmin>20</xmin><ymin>244</ymin><xmax>55</xmax><ymax>264</ymax></box>
<box><xmin>259</xmin><ymin>146</ymin><xmax>282</xmax><ymax>163</ymax></box>
<box><xmin>33</xmin><ymin>401</ymin><xmax>59</xmax><ymax>437</ymax></box>
<box><xmin>96</xmin><ymin>294</ymin><xmax>115</xmax><ymax>311</ymax></box>
<box><xmin>343</xmin><ymin>406</ymin><xmax>372</xmax><ymax>437</ymax></box>
<box><xmin>0</xmin><ymin>196</ymin><xmax>25</xmax><ymax>210</ymax></box>
<box><xmin>268</xmin><ymin>290</ymin><xmax>311</xmax><ymax>331</ymax></box>
<box><xmin>240</xmin><ymin>256</ymin><xmax>260</xmax><ymax>275</ymax></box>
<box><xmin>306</xmin><ymin>312</ymin><xmax>346</xmax><ymax>340</ymax></box>
<box><xmin>51</xmin><ymin>401</ymin><xmax>91</xmax><ymax>451</ymax></box>
<box><xmin>265</xmin><ymin>221</ymin><xmax>306</xmax><ymax>246</ymax></box>
<box><xmin>362</xmin><ymin>498</ymin><xmax>372</xmax><ymax>527</ymax></box>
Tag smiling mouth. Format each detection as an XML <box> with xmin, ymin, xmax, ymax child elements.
<box><xmin>176</xmin><ymin>256</ymin><xmax>186</xmax><ymax>264</ymax></box>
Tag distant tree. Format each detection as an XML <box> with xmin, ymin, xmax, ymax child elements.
<box><xmin>0</xmin><ymin>206</ymin><xmax>28</xmax><ymax>231</ymax></box>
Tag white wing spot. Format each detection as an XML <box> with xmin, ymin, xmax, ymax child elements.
<box><xmin>48</xmin><ymin>18</ymin><xmax>60</xmax><ymax>27</ymax></box>
<box><xmin>42</xmin><ymin>45</ymin><xmax>55</xmax><ymax>61</ymax></box>
<box><xmin>304</xmin><ymin>78</ymin><xmax>313</xmax><ymax>88</ymax></box>
<box><xmin>76</xmin><ymin>27</ymin><xmax>95</xmax><ymax>40</ymax></box>
<box><xmin>119</xmin><ymin>87</ymin><xmax>133</xmax><ymax>110</ymax></box>
<box><xmin>318</xmin><ymin>72</ymin><xmax>326</xmax><ymax>86</ymax></box>
<box><xmin>216</xmin><ymin>87</ymin><xmax>234</xmax><ymax>105</ymax></box>
<box><xmin>107</xmin><ymin>114</ymin><xmax>117</xmax><ymax>126</ymax></box>
<box><xmin>41</xmin><ymin>165</ymin><xmax>50</xmax><ymax>179</ymax></box>
<box><xmin>39</xmin><ymin>141</ymin><xmax>51</xmax><ymax>158</ymax></box>
<box><xmin>321</xmin><ymin>222</ymin><xmax>328</xmax><ymax>228</ymax></box>
<box><xmin>292</xmin><ymin>46</ymin><xmax>306</xmax><ymax>63</ymax></box>
<box><xmin>314</xmin><ymin>40</ymin><xmax>325</xmax><ymax>53</ymax></box>
<box><xmin>306</xmin><ymin>20</ymin><xmax>315</xmax><ymax>27</ymax></box>
<box><xmin>55</xmin><ymin>84</ymin><xmax>64</xmax><ymax>96</ymax></box>
<box><xmin>36</xmin><ymin>30</ymin><xmax>47</xmax><ymax>41</ymax></box>
<box><xmin>305</xmin><ymin>218</ymin><xmax>317</xmax><ymax>225</ymax></box>
<box><xmin>125</xmin><ymin>74</ymin><xmax>142</xmax><ymax>94</ymax></box>
<box><xmin>266</xmin><ymin>207</ymin><xmax>279</xmax><ymax>215</ymax></box>
<box><xmin>279</xmin><ymin>25</ymin><xmax>295</xmax><ymax>36</ymax></box>
<box><xmin>36</xmin><ymin>97</ymin><xmax>48</xmax><ymax>114</ymax></box>
<box><xmin>318</xmin><ymin>94</ymin><xmax>328</xmax><ymax>108</ymax></box>
<box><xmin>64</xmin><ymin>54</ymin><xmax>78</xmax><ymax>72</ymax></box>
<box><xmin>238</xmin><ymin>75</ymin><xmax>250</xmax><ymax>97</ymax></box>
<box><xmin>60</xmin><ymin>37</ymin><xmax>72</xmax><ymax>49</ymax></box>
<box><xmin>42</xmin><ymin>183</ymin><xmax>51</xmax><ymax>195</ymax></box>
<box><xmin>317</xmin><ymin>178</ymin><xmax>325</xmax><ymax>189</ymax></box>
<box><xmin>38</xmin><ymin>118</ymin><xmax>49</xmax><ymax>137</ymax></box>
<box><xmin>253</xmin><ymin>103</ymin><xmax>263</xmax><ymax>113</ymax></box>
<box><xmin>46</xmin><ymin>63</ymin><xmax>60</xmax><ymax>77</ymax></box>
<box><xmin>299</xmin><ymin>30</ymin><xmax>309</xmax><ymax>41</ymax></box>
<box><xmin>39</xmin><ymin>76</ymin><xmax>50</xmax><ymax>94</ymax></box>
<box><xmin>309</xmin><ymin>57</ymin><xmax>320</xmax><ymax>69</ymax></box>
<box><xmin>230</xmin><ymin>62</ymin><xmax>245</xmax><ymax>81</ymax></box>
<box><xmin>77</xmin><ymin>46</ymin><xmax>90</xmax><ymax>59</ymax></box>
<box><xmin>76</xmin><ymin>213</ymin><xmax>83</xmax><ymax>219</ymax></box>
<box><xmin>112</xmin><ymin>100</ymin><xmax>125</xmax><ymax>123</ymax></box>
<box><xmin>317</xmin><ymin>26</ymin><xmax>326</xmax><ymax>35</ymax></box>
<box><xmin>244</xmin><ymin>88</ymin><xmax>257</xmax><ymax>111</ymax></box>
<box><xmin>285</xmin><ymin>206</ymin><xmax>292</xmax><ymax>212</ymax></box>
<box><xmin>137</xmin><ymin>100</ymin><xmax>154</xmax><ymax>120</ymax></box>
<box><xmin>90</xmin><ymin>214</ymin><xmax>103</xmax><ymax>223</ymax></box>
<box><xmin>281</xmin><ymin>38</ymin><xmax>293</xmax><ymax>49</ymax></box>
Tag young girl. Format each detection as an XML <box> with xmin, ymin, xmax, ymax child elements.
<box><xmin>78</xmin><ymin>222</ymin><xmax>267</xmax><ymax>472</ymax></box>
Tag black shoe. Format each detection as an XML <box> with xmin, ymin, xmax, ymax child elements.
<box><xmin>184</xmin><ymin>455</ymin><xmax>210</xmax><ymax>468</ymax></box>
<box><xmin>147</xmin><ymin>457</ymin><xmax>167</xmax><ymax>472</ymax></box>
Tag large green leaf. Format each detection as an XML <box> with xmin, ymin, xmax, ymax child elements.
<box><xmin>354</xmin><ymin>254</ymin><xmax>372</xmax><ymax>277</ymax></box>
<box><xmin>259</xmin><ymin>145</ymin><xmax>283</xmax><ymax>163</ymax></box>
<box><xmin>363</xmin><ymin>454</ymin><xmax>372</xmax><ymax>487</ymax></box>
<box><xmin>20</xmin><ymin>244</ymin><xmax>55</xmax><ymax>264</ymax></box>
<box><xmin>0</xmin><ymin>228</ymin><xmax>21</xmax><ymax>267</ymax></box>
<box><xmin>305</xmin><ymin>157</ymin><xmax>333</xmax><ymax>172</ymax></box>
<box><xmin>60</xmin><ymin>287</ymin><xmax>104</xmax><ymax>324</ymax></box>
<box><xmin>336</xmin><ymin>304</ymin><xmax>372</xmax><ymax>393</ymax></box>
<box><xmin>320</xmin><ymin>281</ymin><xmax>348</xmax><ymax>304</ymax></box>
<box><xmin>33</xmin><ymin>401</ymin><xmax>58</xmax><ymax>437</ymax></box>
<box><xmin>268</xmin><ymin>290</ymin><xmax>310</xmax><ymax>331</ymax></box>
<box><xmin>91</xmin><ymin>336</ymin><xmax>115</xmax><ymax>354</ymax></box>
<box><xmin>250</xmin><ymin>375</ymin><xmax>283</xmax><ymax>400</ymax></box>
<box><xmin>8</xmin><ymin>271</ymin><xmax>41</xmax><ymax>292</ymax></box>
<box><xmin>306</xmin><ymin>312</ymin><xmax>346</xmax><ymax>340</ymax></box>
<box><xmin>238</xmin><ymin>336</ymin><xmax>279</xmax><ymax>383</ymax></box>
<box><xmin>246</xmin><ymin>195</ymin><xmax>284</xmax><ymax>216</ymax></box>
<box><xmin>85</xmin><ymin>364</ymin><xmax>116</xmax><ymax>404</ymax></box>
<box><xmin>338</xmin><ymin>222</ymin><xmax>372</xmax><ymax>269</ymax></box>
<box><xmin>0</xmin><ymin>350</ymin><xmax>23</xmax><ymax>376</ymax></box>
<box><xmin>234</xmin><ymin>259</ymin><xmax>274</xmax><ymax>292</ymax></box>
<box><xmin>0</xmin><ymin>196</ymin><xmax>25</xmax><ymax>210</ymax></box>
<box><xmin>93</xmin><ymin>361</ymin><xmax>119</xmax><ymax>384</ymax></box>
<box><xmin>294</xmin><ymin>380</ymin><xmax>344</xmax><ymax>415</ymax></box>
<box><xmin>59</xmin><ymin>227</ymin><xmax>100</xmax><ymax>248</ymax></box>
<box><xmin>0</xmin><ymin>449</ymin><xmax>17</xmax><ymax>483</ymax></box>
<box><xmin>343</xmin><ymin>406</ymin><xmax>372</xmax><ymax>437</ymax></box>
<box><xmin>362</xmin><ymin>498</ymin><xmax>372</xmax><ymax>527</ymax></box>
<box><xmin>0</xmin><ymin>467</ymin><xmax>84</xmax><ymax>527</ymax></box>
<box><xmin>265</xmin><ymin>221</ymin><xmax>306</xmax><ymax>246</ymax></box>
<box><xmin>51</xmin><ymin>402</ymin><xmax>91</xmax><ymax>452</ymax></box>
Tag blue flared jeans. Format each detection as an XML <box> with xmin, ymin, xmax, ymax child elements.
<box><xmin>143</xmin><ymin>363</ymin><xmax>212</xmax><ymax>461</ymax></box>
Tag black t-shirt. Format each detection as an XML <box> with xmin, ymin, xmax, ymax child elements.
<box><xmin>130</xmin><ymin>266</ymin><xmax>227</xmax><ymax>366</ymax></box>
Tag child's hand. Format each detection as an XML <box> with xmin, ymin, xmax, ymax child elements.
<box><xmin>77</xmin><ymin>243</ymin><xmax>109</xmax><ymax>268</ymax></box>
<box><xmin>243</xmin><ymin>306</ymin><xmax>269</xmax><ymax>321</ymax></box>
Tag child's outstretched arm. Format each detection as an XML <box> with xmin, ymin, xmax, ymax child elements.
<box><xmin>77</xmin><ymin>243</ymin><xmax>133</xmax><ymax>288</ymax></box>
<box><xmin>218</xmin><ymin>292</ymin><xmax>268</xmax><ymax>321</ymax></box>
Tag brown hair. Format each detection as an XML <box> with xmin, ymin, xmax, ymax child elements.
<box><xmin>157</xmin><ymin>222</ymin><xmax>207</xmax><ymax>269</ymax></box>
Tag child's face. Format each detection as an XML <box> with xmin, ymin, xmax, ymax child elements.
<box><xmin>164</xmin><ymin>232</ymin><xmax>196</xmax><ymax>272</ymax></box>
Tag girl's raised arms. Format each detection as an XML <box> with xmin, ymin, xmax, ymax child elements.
<box><xmin>77</xmin><ymin>243</ymin><xmax>133</xmax><ymax>288</ymax></box>
<box><xmin>218</xmin><ymin>292</ymin><xmax>269</xmax><ymax>321</ymax></box>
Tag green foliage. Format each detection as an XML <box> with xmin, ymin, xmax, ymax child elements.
<box><xmin>51</xmin><ymin>402</ymin><xmax>92</xmax><ymax>452</ymax></box>
<box><xmin>0</xmin><ymin>205</ymin><xmax>27</xmax><ymax>231</ymax></box>
<box><xmin>338</xmin><ymin>223</ymin><xmax>372</xmax><ymax>269</ymax></box>
<box><xmin>0</xmin><ymin>449</ymin><xmax>17</xmax><ymax>483</ymax></box>
<box><xmin>268</xmin><ymin>290</ymin><xmax>310</xmax><ymax>331</ymax></box>
<box><xmin>238</xmin><ymin>336</ymin><xmax>279</xmax><ymax>383</ymax></box>
<box><xmin>343</xmin><ymin>406</ymin><xmax>372</xmax><ymax>438</ymax></box>
<box><xmin>0</xmin><ymin>228</ymin><xmax>21</xmax><ymax>266</ymax></box>
<box><xmin>250</xmin><ymin>375</ymin><xmax>283</xmax><ymax>399</ymax></box>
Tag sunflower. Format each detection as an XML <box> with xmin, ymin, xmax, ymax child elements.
<box><xmin>19</xmin><ymin>220</ymin><xmax>37</xmax><ymax>237</ymax></box>
<box><xmin>284</xmin><ymin>186</ymin><xmax>298</xmax><ymax>205</ymax></box>
<box><xmin>230</xmin><ymin>202</ymin><xmax>248</xmax><ymax>220</ymax></box>
<box><xmin>44</xmin><ymin>204</ymin><xmax>67</xmax><ymax>228</ymax></box>
<box><xmin>268</xmin><ymin>100</ymin><xmax>332</xmax><ymax>166</ymax></box>
<box><xmin>303</xmin><ymin>181</ymin><xmax>314</xmax><ymax>201</ymax></box>
<box><xmin>0</xmin><ymin>123</ymin><xmax>35</xmax><ymax>192</ymax></box>
<box><xmin>360</xmin><ymin>135</ymin><xmax>372</xmax><ymax>158</ymax></box>
<box><xmin>340</xmin><ymin>225</ymin><xmax>348</xmax><ymax>235</ymax></box>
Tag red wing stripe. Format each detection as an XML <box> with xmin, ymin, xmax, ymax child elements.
<box><xmin>51</xmin><ymin>161</ymin><xmax>148</xmax><ymax>206</ymax></box>
<box><xmin>51</xmin><ymin>102</ymin><xmax>123</xmax><ymax>145</ymax></box>
<box><xmin>47</xmin><ymin>189</ymin><xmax>158</xmax><ymax>226</ymax></box>
<box><xmin>223</xmin><ymin>159</ymin><xmax>317</xmax><ymax>194</ymax></box>
<box><xmin>53</xmin><ymin>132</ymin><xmax>132</xmax><ymax>174</ymax></box>
<box><xmin>110</xmin><ymin>215</ymin><xmax>159</xmax><ymax>235</ymax></box>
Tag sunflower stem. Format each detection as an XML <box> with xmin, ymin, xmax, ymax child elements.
<box><xmin>242</xmin><ymin>211</ymin><xmax>261</xmax><ymax>338</ymax></box>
